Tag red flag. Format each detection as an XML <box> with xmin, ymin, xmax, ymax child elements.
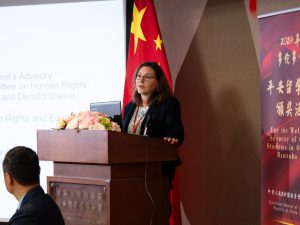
<box><xmin>249</xmin><ymin>0</ymin><xmax>256</xmax><ymax>14</ymax></box>
<box><xmin>123</xmin><ymin>1</ymin><xmax>182</xmax><ymax>225</ymax></box>
<box><xmin>123</xmin><ymin>0</ymin><xmax>172</xmax><ymax>107</ymax></box>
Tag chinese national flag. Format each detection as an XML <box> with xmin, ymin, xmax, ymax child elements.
<box><xmin>123</xmin><ymin>1</ymin><xmax>182</xmax><ymax>225</ymax></box>
<box><xmin>123</xmin><ymin>0</ymin><xmax>172</xmax><ymax>107</ymax></box>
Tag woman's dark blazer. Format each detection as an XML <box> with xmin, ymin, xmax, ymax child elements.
<box><xmin>9</xmin><ymin>185</ymin><xmax>65</xmax><ymax>225</ymax></box>
<box><xmin>123</xmin><ymin>96</ymin><xmax>184</xmax><ymax>186</ymax></box>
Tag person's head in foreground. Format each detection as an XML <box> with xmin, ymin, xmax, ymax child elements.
<box><xmin>2</xmin><ymin>146</ymin><xmax>65</xmax><ymax>225</ymax></box>
<box><xmin>3</xmin><ymin>146</ymin><xmax>40</xmax><ymax>198</ymax></box>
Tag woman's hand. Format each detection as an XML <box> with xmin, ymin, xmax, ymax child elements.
<box><xmin>164</xmin><ymin>137</ymin><xmax>179</xmax><ymax>144</ymax></box>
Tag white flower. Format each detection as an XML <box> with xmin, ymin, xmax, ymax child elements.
<box><xmin>89</xmin><ymin>122</ymin><xmax>106</xmax><ymax>130</ymax></box>
<box><xmin>55</xmin><ymin>111</ymin><xmax>121</xmax><ymax>132</ymax></box>
<box><xmin>111</xmin><ymin>121</ymin><xmax>121</xmax><ymax>132</ymax></box>
<box><xmin>66</xmin><ymin>118</ymin><xmax>79</xmax><ymax>129</ymax></box>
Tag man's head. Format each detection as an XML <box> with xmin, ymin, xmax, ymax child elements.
<box><xmin>2</xmin><ymin>146</ymin><xmax>40</xmax><ymax>192</ymax></box>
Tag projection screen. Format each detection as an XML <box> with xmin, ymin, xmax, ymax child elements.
<box><xmin>0</xmin><ymin>0</ymin><xmax>125</xmax><ymax>218</ymax></box>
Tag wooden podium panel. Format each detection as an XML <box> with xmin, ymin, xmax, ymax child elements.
<box><xmin>48</xmin><ymin>176</ymin><xmax>169</xmax><ymax>225</ymax></box>
<box><xmin>37</xmin><ymin>130</ymin><xmax>177</xmax><ymax>225</ymax></box>
<box><xmin>37</xmin><ymin>130</ymin><xmax>178</xmax><ymax>164</ymax></box>
<box><xmin>48</xmin><ymin>178</ymin><xmax>109</xmax><ymax>225</ymax></box>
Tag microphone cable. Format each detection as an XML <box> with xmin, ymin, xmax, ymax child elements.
<box><xmin>144</xmin><ymin>134</ymin><xmax>155</xmax><ymax>225</ymax></box>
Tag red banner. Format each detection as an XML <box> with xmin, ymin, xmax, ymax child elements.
<box><xmin>260</xmin><ymin>10</ymin><xmax>300</xmax><ymax>225</ymax></box>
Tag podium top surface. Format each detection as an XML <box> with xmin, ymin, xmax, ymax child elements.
<box><xmin>37</xmin><ymin>130</ymin><xmax>179</xmax><ymax>164</ymax></box>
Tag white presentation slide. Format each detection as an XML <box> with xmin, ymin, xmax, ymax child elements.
<box><xmin>0</xmin><ymin>0</ymin><xmax>125</xmax><ymax>218</ymax></box>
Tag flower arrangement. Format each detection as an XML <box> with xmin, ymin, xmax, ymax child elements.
<box><xmin>55</xmin><ymin>111</ymin><xmax>121</xmax><ymax>132</ymax></box>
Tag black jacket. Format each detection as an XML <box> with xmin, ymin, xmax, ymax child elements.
<box><xmin>123</xmin><ymin>96</ymin><xmax>184</xmax><ymax>186</ymax></box>
<box><xmin>123</xmin><ymin>96</ymin><xmax>184</xmax><ymax>143</ymax></box>
<box><xmin>9</xmin><ymin>185</ymin><xmax>65</xmax><ymax>225</ymax></box>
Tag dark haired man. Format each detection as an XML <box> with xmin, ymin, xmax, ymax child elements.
<box><xmin>2</xmin><ymin>146</ymin><xmax>65</xmax><ymax>225</ymax></box>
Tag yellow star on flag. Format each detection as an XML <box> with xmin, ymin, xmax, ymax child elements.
<box><xmin>154</xmin><ymin>34</ymin><xmax>163</xmax><ymax>51</ymax></box>
<box><xmin>131</xmin><ymin>3</ymin><xmax>147</xmax><ymax>53</ymax></box>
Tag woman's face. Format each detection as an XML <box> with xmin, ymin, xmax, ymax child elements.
<box><xmin>135</xmin><ymin>66</ymin><xmax>158</xmax><ymax>97</ymax></box>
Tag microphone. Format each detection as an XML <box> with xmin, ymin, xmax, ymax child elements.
<box><xmin>143</xmin><ymin>114</ymin><xmax>151</xmax><ymax>136</ymax></box>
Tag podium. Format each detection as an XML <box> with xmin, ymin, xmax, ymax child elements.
<box><xmin>37</xmin><ymin>130</ymin><xmax>179</xmax><ymax>225</ymax></box>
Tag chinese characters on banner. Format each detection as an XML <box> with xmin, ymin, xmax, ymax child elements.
<box><xmin>260</xmin><ymin>9</ymin><xmax>300</xmax><ymax>225</ymax></box>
